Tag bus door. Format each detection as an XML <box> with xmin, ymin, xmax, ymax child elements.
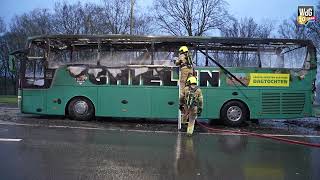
<box><xmin>19</xmin><ymin>56</ymin><xmax>48</xmax><ymax>114</ymax></box>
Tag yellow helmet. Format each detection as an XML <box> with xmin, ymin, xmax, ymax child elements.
<box><xmin>179</xmin><ymin>46</ymin><xmax>189</xmax><ymax>53</ymax></box>
<box><xmin>187</xmin><ymin>76</ymin><xmax>197</xmax><ymax>85</ymax></box>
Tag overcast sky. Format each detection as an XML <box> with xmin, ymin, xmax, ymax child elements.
<box><xmin>0</xmin><ymin>0</ymin><xmax>317</xmax><ymax>26</ymax></box>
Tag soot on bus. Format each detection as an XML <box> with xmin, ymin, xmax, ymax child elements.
<box><xmin>67</xmin><ymin>66</ymin><xmax>219</xmax><ymax>87</ymax></box>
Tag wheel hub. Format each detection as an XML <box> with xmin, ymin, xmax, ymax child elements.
<box><xmin>74</xmin><ymin>101</ymin><xmax>88</xmax><ymax>115</ymax></box>
<box><xmin>227</xmin><ymin>106</ymin><xmax>242</xmax><ymax>121</ymax></box>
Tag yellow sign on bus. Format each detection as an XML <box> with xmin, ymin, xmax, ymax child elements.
<box><xmin>248</xmin><ymin>73</ymin><xmax>290</xmax><ymax>87</ymax></box>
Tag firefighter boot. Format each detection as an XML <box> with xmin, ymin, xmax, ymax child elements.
<box><xmin>187</xmin><ymin>119</ymin><xmax>195</xmax><ymax>136</ymax></box>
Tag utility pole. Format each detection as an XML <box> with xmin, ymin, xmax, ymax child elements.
<box><xmin>130</xmin><ymin>0</ymin><xmax>135</xmax><ymax>35</ymax></box>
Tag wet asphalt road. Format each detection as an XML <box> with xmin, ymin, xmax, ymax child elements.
<box><xmin>1</xmin><ymin>105</ymin><xmax>320</xmax><ymax>180</ymax></box>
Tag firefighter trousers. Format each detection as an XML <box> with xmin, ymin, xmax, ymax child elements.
<box><xmin>182</xmin><ymin>106</ymin><xmax>198</xmax><ymax>135</ymax></box>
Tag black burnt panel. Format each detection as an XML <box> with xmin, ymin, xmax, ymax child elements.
<box><xmin>142</xmin><ymin>70</ymin><xmax>161</xmax><ymax>86</ymax></box>
<box><xmin>108</xmin><ymin>69</ymin><xmax>129</xmax><ymax>85</ymax></box>
<box><xmin>160</xmin><ymin>70</ymin><xmax>177</xmax><ymax>86</ymax></box>
<box><xmin>199</xmin><ymin>71</ymin><xmax>219</xmax><ymax>87</ymax></box>
<box><xmin>131</xmin><ymin>70</ymin><xmax>141</xmax><ymax>86</ymax></box>
<box><xmin>88</xmin><ymin>69</ymin><xmax>107</xmax><ymax>85</ymax></box>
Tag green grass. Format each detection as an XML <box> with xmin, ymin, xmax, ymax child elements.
<box><xmin>0</xmin><ymin>95</ymin><xmax>17</xmax><ymax>104</ymax></box>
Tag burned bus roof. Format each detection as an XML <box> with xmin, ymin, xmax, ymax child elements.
<box><xmin>27</xmin><ymin>34</ymin><xmax>316</xmax><ymax>51</ymax></box>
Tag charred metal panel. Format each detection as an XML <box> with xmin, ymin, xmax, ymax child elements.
<box><xmin>66</xmin><ymin>65</ymin><xmax>180</xmax><ymax>87</ymax></box>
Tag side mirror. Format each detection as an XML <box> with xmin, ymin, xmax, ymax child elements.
<box><xmin>9</xmin><ymin>55</ymin><xmax>16</xmax><ymax>72</ymax></box>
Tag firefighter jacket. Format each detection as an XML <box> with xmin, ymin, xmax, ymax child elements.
<box><xmin>175</xmin><ymin>53</ymin><xmax>193</xmax><ymax>69</ymax></box>
<box><xmin>180</xmin><ymin>86</ymin><xmax>203</xmax><ymax>109</ymax></box>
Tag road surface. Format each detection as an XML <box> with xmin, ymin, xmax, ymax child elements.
<box><xmin>0</xmin><ymin>105</ymin><xmax>320</xmax><ymax>180</ymax></box>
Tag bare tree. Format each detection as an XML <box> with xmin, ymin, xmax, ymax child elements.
<box><xmin>0</xmin><ymin>17</ymin><xmax>6</xmax><ymax>33</ymax></box>
<box><xmin>9</xmin><ymin>8</ymin><xmax>53</xmax><ymax>50</ymax></box>
<box><xmin>278</xmin><ymin>1</ymin><xmax>319</xmax><ymax>51</ymax></box>
<box><xmin>53</xmin><ymin>2</ymin><xmax>110</xmax><ymax>35</ymax></box>
<box><xmin>54</xmin><ymin>0</ymin><xmax>153</xmax><ymax>35</ymax></box>
<box><xmin>0</xmin><ymin>17</ymin><xmax>6</xmax><ymax>70</ymax></box>
<box><xmin>0</xmin><ymin>16</ymin><xmax>15</xmax><ymax>94</ymax></box>
<box><xmin>10</xmin><ymin>9</ymin><xmax>53</xmax><ymax>36</ymax></box>
<box><xmin>53</xmin><ymin>2</ymin><xmax>83</xmax><ymax>34</ymax></box>
<box><xmin>221</xmin><ymin>17</ymin><xmax>273</xmax><ymax>38</ymax></box>
<box><xmin>154</xmin><ymin>0</ymin><xmax>230</xmax><ymax>36</ymax></box>
<box><xmin>133</xmin><ymin>13</ymin><xmax>154</xmax><ymax>35</ymax></box>
<box><xmin>0</xmin><ymin>35</ymin><xmax>11</xmax><ymax>94</ymax></box>
<box><xmin>101</xmin><ymin>0</ymin><xmax>131</xmax><ymax>34</ymax></box>
<box><xmin>0</xmin><ymin>17</ymin><xmax>6</xmax><ymax>88</ymax></box>
<box><xmin>80</xmin><ymin>4</ymin><xmax>105</xmax><ymax>34</ymax></box>
<box><xmin>218</xmin><ymin>18</ymin><xmax>273</xmax><ymax>67</ymax></box>
<box><xmin>278</xmin><ymin>16</ymin><xmax>308</xmax><ymax>39</ymax></box>
<box><xmin>306</xmin><ymin>2</ymin><xmax>320</xmax><ymax>50</ymax></box>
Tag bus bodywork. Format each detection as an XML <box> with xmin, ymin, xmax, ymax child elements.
<box><xmin>11</xmin><ymin>35</ymin><xmax>318</xmax><ymax>124</ymax></box>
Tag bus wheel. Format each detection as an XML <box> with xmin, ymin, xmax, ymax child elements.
<box><xmin>68</xmin><ymin>97</ymin><xmax>94</xmax><ymax>121</ymax></box>
<box><xmin>220</xmin><ymin>100</ymin><xmax>249</xmax><ymax>127</ymax></box>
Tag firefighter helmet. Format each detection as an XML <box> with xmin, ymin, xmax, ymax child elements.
<box><xmin>187</xmin><ymin>76</ymin><xmax>197</xmax><ymax>85</ymax></box>
<box><xmin>179</xmin><ymin>46</ymin><xmax>189</xmax><ymax>53</ymax></box>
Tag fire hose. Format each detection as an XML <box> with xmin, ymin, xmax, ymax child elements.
<box><xmin>196</xmin><ymin>121</ymin><xmax>320</xmax><ymax>148</ymax></box>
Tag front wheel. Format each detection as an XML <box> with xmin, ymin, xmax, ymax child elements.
<box><xmin>220</xmin><ymin>101</ymin><xmax>249</xmax><ymax>127</ymax></box>
<box><xmin>68</xmin><ymin>97</ymin><xmax>95</xmax><ymax>121</ymax></box>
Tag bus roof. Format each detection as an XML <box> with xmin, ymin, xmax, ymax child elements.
<box><xmin>27</xmin><ymin>34</ymin><xmax>315</xmax><ymax>51</ymax></box>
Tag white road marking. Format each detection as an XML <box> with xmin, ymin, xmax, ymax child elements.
<box><xmin>0</xmin><ymin>121</ymin><xmax>320</xmax><ymax>138</ymax></box>
<box><xmin>0</xmin><ymin>138</ymin><xmax>22</xmax><ymax>142</ymax></box>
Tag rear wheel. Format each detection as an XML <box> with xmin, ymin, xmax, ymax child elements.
<box><xmin>220</xmin><ymin>100</ymin><xmax>249</xmax><ymax>127</ymax></box>
<box><xmin>68</xmin><ymin>97</ymin><xmax>94</xmax><ymax>121</ymax></box>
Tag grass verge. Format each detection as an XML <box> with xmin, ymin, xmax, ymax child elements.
<box><xmin>0</xmin><ymin>95</ymin><xmax>17</xmax><ymax>104</ymax></box>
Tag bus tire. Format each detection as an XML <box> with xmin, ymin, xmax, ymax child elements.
<box><xmin>220</xmin><ymin>100</ymin><xmax>249</xmax><ymax>127</ymax></box>
<box><xmin>68</xmin><ymin>97</ymin><xmax>94</xmax><ymax>121</ymax></box>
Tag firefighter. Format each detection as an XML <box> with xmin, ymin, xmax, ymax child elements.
<box><xmin>179</xmin><ymin>76</ymin><xmax>203</xmax><ymax>136</ymax></box>
<box><xmin>175</xmin><ymin>46</ymin><xmax>194</xmax><ymax>90</ymax></box>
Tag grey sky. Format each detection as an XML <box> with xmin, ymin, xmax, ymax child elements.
<box><xmin>0</xmin><ymin>0</ymin><xmax>318</xmax><ymax>27</ymax></box>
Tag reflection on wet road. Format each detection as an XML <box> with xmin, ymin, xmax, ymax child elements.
<box><xmin>0</xmin><ymin>123</ymin><xmax>320</xmax><ymax>180</ymax></box>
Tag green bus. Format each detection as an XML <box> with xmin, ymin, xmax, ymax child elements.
<box><xmin>10</xmin><ymin>35</ymin><xmax>318</xmax><ymax>126</ymax></box>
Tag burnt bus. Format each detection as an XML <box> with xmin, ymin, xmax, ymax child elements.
<box><xmin>10</xmin><ymin>35</ymin><xmax>318</xmax><ymax>126</ymax></box>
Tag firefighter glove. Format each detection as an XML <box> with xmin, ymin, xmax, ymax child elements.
<box><xmin>179</xmin><ymin>104</ymin><xmax>184</xmax><ymax>111</ymax></box>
